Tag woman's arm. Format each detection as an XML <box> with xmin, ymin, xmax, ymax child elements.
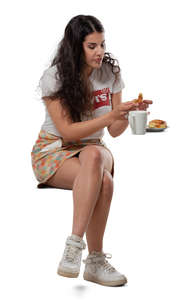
<box><xmin>67</xmin><ymin>111</ymin><xmax>115</xmax><ymax>141</ymax></box>
<box><xmin>44</xmin><ymin>98</ymin><xmax>115</xmax><ymax>141</ymax></box>
<box><xmin>107</xmin><ymin>91</ymin><xmax>129</xmax><ymax>137</ymax></box>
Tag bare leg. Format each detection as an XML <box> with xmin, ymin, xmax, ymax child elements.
<box><xmin>71</xmin><ymin>161</ymin><xmax>104</xmax><ymax>238</ymax></box>
<box><xmin>85</xmin><ymin>170</ymin><xmax>113</xmax><ymax>253</ymax></box>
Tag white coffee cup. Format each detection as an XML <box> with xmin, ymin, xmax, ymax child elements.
<box><xmin>128</xmin><ymin>111</ymin><xmax>148</xmax><ymax>135</ymax></box>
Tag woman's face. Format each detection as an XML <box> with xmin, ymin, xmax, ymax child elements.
<box><xmin>82</xmin><ymin>32</ymin><xmax>105</xmax><ymax>75</ymax></box>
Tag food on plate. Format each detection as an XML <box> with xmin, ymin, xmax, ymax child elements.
<box><xmin>148</xmin><ymin>119</ymin><xmax>167</xmax><ymax>129</ymax></box>
<box><xmin>133</xmin><ymin>93</ymin><xmax>143</xmax><ymax>104</ymax></box>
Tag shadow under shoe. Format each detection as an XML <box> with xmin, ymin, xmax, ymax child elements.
<box><xmin>83</xmin><ymin>251</ymin><xmax>128</xmax><ymax>287</ymax></box>
<box><xmin>57</xmin><ymin>234</ymin><xmax>86</xmax><ymax>278</ymax></box>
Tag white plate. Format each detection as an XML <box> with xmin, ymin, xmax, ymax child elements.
<box><xmin>146</xmin><ymin>127</ymin><xmax>167</xmax><ymax>132</ymax></box>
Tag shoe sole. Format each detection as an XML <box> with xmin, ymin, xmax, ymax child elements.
<box><xmin>83</xmin><ymin>272</ymin><xmax>127</xmax><ymax>287</ymax></box>
<box><xmin>57</xmin><ymin>269</ymin><xmax>79</xmax><ymax>278</ymax></box>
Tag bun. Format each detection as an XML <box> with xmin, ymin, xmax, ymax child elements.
<box><xmin>149</xmin><ymin>119</ymin><xmax>167</xmax><ymax>128</ymax></box>
<box><xmin>133</xmin><ymin>93</ymin><xmax>143</xmax><ymax>103</ymax></box>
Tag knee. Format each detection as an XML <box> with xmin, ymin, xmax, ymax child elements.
<box><xmin>102</xmin><ymin>169</ymin><xmax>114</xmax><ymax>200</ymax></box>
<box><xmin>89</xmin><ymin>147</ymin><xmax>103</xmax><ymax>164</ymax></box>
<box><xmin>79</xmin><ymin>146</ymin><xmax>104</xmax><ymax>167</ymax></box>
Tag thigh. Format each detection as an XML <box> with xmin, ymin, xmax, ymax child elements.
<box><xmin>45</xmin><ymin>156</ymin><xmax>81</xmax><ymax>190</ymax></box>
<box><xmin>78</xmin><ymin>145</ymin><xmax>114</xmax><ymax>175</ymax></box>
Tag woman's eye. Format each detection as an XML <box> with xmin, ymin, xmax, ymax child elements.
<box><xmin>88</xmin><ymin>43</ymin><xmax>105</xmax><ymax>50</ymax></box>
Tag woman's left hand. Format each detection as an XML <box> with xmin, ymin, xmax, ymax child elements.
<box><xmin>135</xmin><ymin>100</ymin><xmax>153</xmax><ymax>111</ymax></box>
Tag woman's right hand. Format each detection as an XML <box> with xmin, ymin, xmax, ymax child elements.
<box><xmin>111</xmin><ymin>101</ymin><xmax>139</xmax><ymax>121</ymax></box>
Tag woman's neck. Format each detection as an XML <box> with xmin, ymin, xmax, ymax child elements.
<box><xmin>84</xmin><ymin>65</ymin><xmax>94</xmax><ymax>77</ymax></box>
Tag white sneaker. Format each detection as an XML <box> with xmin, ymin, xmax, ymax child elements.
<box><xmin>83</xmin><ymin>251</ymin><xmax>127</xmax><ymax>287</ymax></box>
<box><xmin>57</xmin><ymin>234</ymin><xmax>86</xmax><ymax>278</ymax></box>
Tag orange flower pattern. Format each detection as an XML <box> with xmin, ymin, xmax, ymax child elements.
<box><xmin>31</xmin><ymin>130</ymin><xmax>114</xmax><ymax>185</ymax></box>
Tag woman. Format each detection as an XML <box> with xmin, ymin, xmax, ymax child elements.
<box><xmin>31</xmin><ymin>15</ymin><xmax>152</xmax><ymax>287</ymax></box>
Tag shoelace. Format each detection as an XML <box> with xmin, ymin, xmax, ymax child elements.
<box><xmin>65</xmin><ymin>245</ymin><xmax>80</xmax><ymax>263</ymax></box>
<box><xmin>83</xmin><ymin>252</ymin><xmax>116</xmax><ymax>273</ymax></box>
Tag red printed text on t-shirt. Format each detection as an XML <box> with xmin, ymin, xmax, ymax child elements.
<box><xmin>92</xmin><ymin>88</ymin><xmax>111</xmax><ymax>109</ymax></box>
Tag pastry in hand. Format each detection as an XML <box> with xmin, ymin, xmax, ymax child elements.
<box><xmin>133</xmin><ymin>93</ymin><xmax>143</xmax><ymax>103</ymax></box>
<box><xmin>148</xmin><ymin>119</ymin><xmax>167</xmax><ymax>129</ymax></box>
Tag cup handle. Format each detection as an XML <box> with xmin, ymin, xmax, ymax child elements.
<box><xmin>129</xmin><ymin>114</ymin><xmax>135</xmax><ymax>134</ymax></box>
<box><xmin>128</xmin><ymin>114</ymin><xmax>132</xmax><ymax>130</ymax></box>
<box><xmin>132</xmin><ymin>116</ymin><xmax>136</xmax><ymax>134</ymax></box>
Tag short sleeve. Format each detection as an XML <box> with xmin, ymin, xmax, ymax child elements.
<box><xmin>112</xmin><ymin>71</ymin><xmax>125</xmax><ymax>94</ymax></box>
<box><xmin>39</xmin><ymin>66</ymin><xmax>60</xmax><ymax>98</ymax></box>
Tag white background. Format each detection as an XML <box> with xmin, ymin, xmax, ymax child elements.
<box><xmin>0</xmin><ymin>0</ymin><xmax>186</xmax><ymax>299</ymax></box>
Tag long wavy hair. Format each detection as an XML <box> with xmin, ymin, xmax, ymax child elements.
<box><xmin>43</xmin><ymin>15</ymin><xmax>121</xmax><ymax>122</ymax></box>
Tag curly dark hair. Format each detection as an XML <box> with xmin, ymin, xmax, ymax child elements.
<box><xmin>42</xmin><ymin>15</ymin><xmax>121</xmax><ymax>122</ymax></box>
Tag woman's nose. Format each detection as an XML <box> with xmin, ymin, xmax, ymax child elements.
<box><xmin>96</xmin><ymin>48</ymin><xmax>104</xmax><ymax>56</ymax></box>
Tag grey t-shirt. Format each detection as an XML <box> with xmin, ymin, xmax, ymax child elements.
<box><xmin>39</xmin><ymin>63</ymin><xmax>125</xmax><ymax>140</ymax></box>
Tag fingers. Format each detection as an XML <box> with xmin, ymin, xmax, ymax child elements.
<box><xmin>143</xmin><ymin>100</ymin><xmax>153</xmax><ymax>104</ymax></box>
<box><xmin>124</xmin><ymin>100</ymin><xmax>153</xmax><ymax>107</ymax></box>
<box><xmin>124</xmin><ymin>101</ymin><xmax>135</xmax><ymax>105</ymax></box>
<box><xmin>128</xmin><ymin>103</ymin><xmax>148</xmax><ymax>111</ymax></box>
<box><xmin>139</xmin><ymin>103</ymin><xmax>149</xmax><ymax>110</ymax></box>
<box><xmin>130</xmin><ymin>100</ymin><xmax>152</xmax><ymax>110</ymax></box>
<box><xmin>124</xmin><ymin>102</ymin><xmax>138</xmax><ymax>109</ymax></box>
<box><xmin>120</xmin><ymin>99</ymin><xmax>153</xmax><ymax>113</ymax></box>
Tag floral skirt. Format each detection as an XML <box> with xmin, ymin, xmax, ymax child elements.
<box><xmin>31</xmin><ymin>130</ymin><xmax>114</xmax><ymax>188</ymax></box>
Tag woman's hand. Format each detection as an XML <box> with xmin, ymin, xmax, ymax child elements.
<box><xmin>134</xmin><ymin>99</ymin><xmax>153</xmax><ymax>111</ymax></box>
<box><xmin>111</xmin><ymin>99</ymin><xmax>153</xmax><ymax>121</ymax></box>
<box><xmin>111</xmin><ymin>101</ymin><xmax>139</xmax><ymax>121</ymax></box>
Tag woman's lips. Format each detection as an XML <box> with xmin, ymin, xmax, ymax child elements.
<box><xmin>95</xmin><ymin>59</ymin><xmax>102</xmax><ymax>63</ymax></box>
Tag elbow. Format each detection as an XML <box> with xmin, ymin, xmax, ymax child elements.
<box><xmin>61</xmin><ymin>132</ymin><xmax>72</xmax><ymax>142</ymax></box>
<box><xmin>109</xmin><ymin>131</ymin><xmax>117</xmax><ymax>138</ymax></box>
<box><xmin>111</xmin><ymin>134</ymin><xmax>118</xmax><ymax>138</ymax></box>
<box><xmin>60</xmin><ymin>127</ymin><xmax>77</xmax><ymax>142</ymax></box>
<box><xmin>109</xmin><ymin>130</ymin><xmax>125</xmax><ymax>138</ymax></box>
<box><xmin>109</xmin><ymin>132</ymin><xmax>116</xmax><ymax>138</ymax></box>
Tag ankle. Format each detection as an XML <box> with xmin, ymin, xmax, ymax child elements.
<box><xmin>71</xmin><ymin>233</ymin><xmax>84</xmax><ymax>241</ymax></box>
<box><xmin>72</xmin><ymin>230</ymin><xmax>84</xmax><ymax>238</ymax></box>
<box><xmin>89</xmin><ymin>249</ymin><xmax>103</xmax><ymax>255</ymax></box>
